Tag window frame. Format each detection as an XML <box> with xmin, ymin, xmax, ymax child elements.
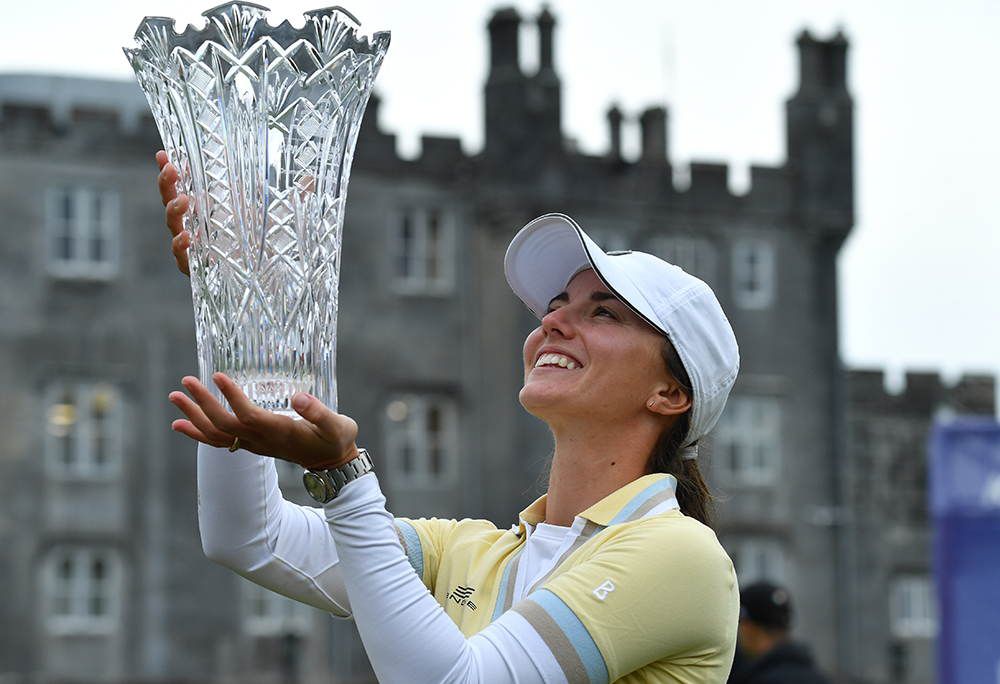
<box><xmin>383</xmin><ymin>393</ymin><xmax>459</xmax><ymax>488</ymax></box>
<box><xmin>389</xmin><ymin>206</ymin><xmax>456</xmax><ymax>295</ymax></box>
<box><xmin>41</xmin><ymin>547</ymin><xmax>123</xmax><ymax>635</ymax></box>
<box><xmin>890</xmin><ymin>575</ymin><xmax>937</xmax><ymax>639</ymax></box>
<box><xmin>730</xmin><ymin>537</ymin><xmax>787</xmax><ymax>585</ymax></box>
<box><xmin>44</xmin><ymin>381</ymin><xmax>124</xmax><ymax>480</ymax></box>
<box><xmin>45</xmin><ymin>186</ymin><xmax>121</xmax><ymax>280</ymax></box>
<box><xmin>713</xmin><ymin>395</ymin><xmax>782</xmax><ymax>486</ymax></box>
<box><xmin>732</xmin><ymin>238</ymin><xmax>776</xmax><ymax>309</ymax></box>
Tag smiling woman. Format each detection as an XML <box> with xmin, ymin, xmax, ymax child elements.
<box><xmin>160</xmin><ymin>147</ymin><xmax>741</xmax><ymax>682</ymax></box>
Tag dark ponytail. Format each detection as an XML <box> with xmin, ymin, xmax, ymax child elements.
<box><xmin>648</xmin><ymin>339</ymin><xmax>715</xmax><ymax>528</ymax></box>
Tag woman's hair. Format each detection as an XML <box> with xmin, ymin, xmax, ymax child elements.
<box><xmin>647</xmin><ymin>338</ymin><xmax>715</xmax><ymax>528</ymax></box>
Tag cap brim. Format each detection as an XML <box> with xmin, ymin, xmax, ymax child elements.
<box><xmin>504</xmin><ymin>213</ymin><xmax>667</xmax><ymax>336</ymax></box>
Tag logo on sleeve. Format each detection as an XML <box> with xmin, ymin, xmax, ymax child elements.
<box><xmin>446</xmin><ymin>585</ymin><xmax>478</xmax><ymax>611</ymax></box>
<box><xmin>592</xmin><ymin>579</ymin><xmax>616</xmax><ymax>601</ymax></box>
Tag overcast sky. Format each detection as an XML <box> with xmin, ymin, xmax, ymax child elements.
<box><xmin>2</xmin><ymin>0</ymin><xmax>998</xmax><ymax>400</ymax></box>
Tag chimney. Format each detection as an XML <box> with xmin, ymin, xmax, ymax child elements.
<box><xmin>639</xmin><ymin>106</ymin><xmax>668</xmax><ymax>163</ymax></box>
<box><xmin>786</xmin><ymin>29</ymin><xmax>853</xmax><ymax>228</ymax></box>
<box><xmin>537</xmin><ymin>5</ymin><xmax>556</xmax><ymax>73</ymax></box>
<box><xmin>488</xmin><ymin>7</ymin><xmax>522</xmax><ymax>76</ymax></box>
<box><xmin>606</xmin><ymin>104</ymin><xmax>623</xmax><ymax>161</ymax></box>
<box><xmin>795</xmin><ymin>29</ymin><xmax>848</xmax><ymax>97</ymax></box>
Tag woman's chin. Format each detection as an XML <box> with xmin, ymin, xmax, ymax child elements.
<box><xmin>518</xmin><ymin>382</ymin><xmax>571</xmax><ymax>418</ymax></box>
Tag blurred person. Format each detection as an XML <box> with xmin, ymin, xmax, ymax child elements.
<box><xmin>728</xmin><ymin>581</ymin><xmax>830</xmax><ymax>684</ymax></box>
<box><xmin>157</xmin><ymin>153</ymin><xmax>742</xmax><ymax>682</ymax></box>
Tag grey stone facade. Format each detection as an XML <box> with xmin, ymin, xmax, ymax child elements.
<box><xmin>0</xmin><ymin>7</ymin><xmax>992</xmax><ymax>684</ymax></box>
<box><xmin>842</xmin><ymin>370</ymin><xmax>994</xmax><ymax>684</ymax></box>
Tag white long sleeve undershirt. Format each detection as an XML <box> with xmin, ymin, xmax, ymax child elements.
<box><xmin>196</xmin><ymin>444</ymin><xmax>560</xmax><ymax>683</ymax></box>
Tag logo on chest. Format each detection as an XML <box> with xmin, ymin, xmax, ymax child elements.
<box><xmin>446</xmin><ymin>585</ymin><xmax>478</xmax><ymax>611</ymax></box>
<box><xmin>592</xmin><ymin>579</ymin><xmax>616</xmax><ymax>601</ymax></box>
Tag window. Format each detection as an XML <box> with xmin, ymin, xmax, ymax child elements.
<box><xmin>732</xmin><ymin>239</ymin><xmax>775</xmax><ymax>309</ymax></box>
<box><xmin>45</xmin><ymin>187</ymin><xmax>120</xmax><ymax>279</ymax></box>
<box><xmin>646</xmin><ymin>236</ymin><xmax>716</xmax><ymax>283</ymax></box>
<box><xmin>730</xmin><ymin>537</ymin><xmax>787</xmax><ymax>585</ymax></box>
<box><xmin>242</xmin><ymin>580</ymin><xmax>314</xmax><ymax>636</ymax></box>
<box><xmin>391</xmin><ymin>207</ymin><xmax>455</xmax><ymax>294</ymax></box>
<box><xmin>384</xmin><ymin>395</ymin><xmax>458</xmax><ymax>487</ymax></box>
<box><xmin>45</xmin><ymin>382</ymin><xmax>123</xmax><ymax>479</ymax></box>
<box><xmin>714</xmin><ymin>396</ymin><xmax>781</xmax><ymax>485</ymax></box>
<box><xmin>42</xmin><ymin>547</ymin><xmax>122</xmax><ymax>634</ymax></box>
<box><xmin>890</xmin><ymin>576</ymin><xmax>937</xmax><ymax>639</ymax></box>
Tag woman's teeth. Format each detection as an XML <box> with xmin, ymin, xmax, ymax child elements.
<box><xmin>534</xmin><ymin>353</ymin><xmax>578</xmax><ymax>370</ymax></box>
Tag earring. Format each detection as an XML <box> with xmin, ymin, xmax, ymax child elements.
<box><xmin>647</xmin><ymin>400</ymin><xmax>656</xmax><ymax>409</ymax></box>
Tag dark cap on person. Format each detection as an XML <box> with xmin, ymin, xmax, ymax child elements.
<box><xmin>740</xmin><ymin>581</ymin><xmax>793</xmax><ymax>631</ymax></box>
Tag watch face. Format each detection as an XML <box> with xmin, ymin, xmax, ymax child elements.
<box><xmin>303</xmin><ymin>471</ymin><xmax>330</xmax><ymax>503</ymax></box>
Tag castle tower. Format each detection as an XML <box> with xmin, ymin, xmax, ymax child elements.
<box><xmin>784</xmin><ymin>29</ymin><xmax>855</xmax><ymax>673</ymax></box>
<box><xmin>484</xmin><ymin>6</ymin><xmax>563</xmax><ymax>174</ymax></box>
<box><xmin>785</xmin><ymin>30</ymin><xmax>854</xmax><ymax>232</ymax></box>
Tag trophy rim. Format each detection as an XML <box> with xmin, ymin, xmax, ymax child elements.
<box><xmin>303</xmin><ymin>5</ymin><xmax>361</xmax><ymax>26</ymax></box>
<box><xmin>129</xmin><ymin>4</ymin><xmax>390</xmax><ymax>54</ymax></box>
<box><xmin>200</xmin><ymin>1</ymin><xmax>271</xmax><ymax>18</ymax></box>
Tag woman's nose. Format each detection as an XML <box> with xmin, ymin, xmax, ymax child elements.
<box><xmin>541</xmin><ymin>307</ymin><xmax>575</xmax><ymax>338</ymax></box>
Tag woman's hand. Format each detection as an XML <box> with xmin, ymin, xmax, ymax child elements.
<box><xmin>156</xmin><ymin>150</ymin><xmax>192</xmax><ymax>276</ymax></box>
<box><xmin>169</xmin><ymin>373</ymin><xmax>360</xmax><ymax>470</ymax></box>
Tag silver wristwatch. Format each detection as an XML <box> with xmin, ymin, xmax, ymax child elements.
<box><xmin>302</xmin><ymin>448</ymin><xmax>374</xmax><ymax>503</ymax></box>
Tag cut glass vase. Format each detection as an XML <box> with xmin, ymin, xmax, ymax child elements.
<box><xmin>125</xmin><ymin>2</ymin><xmax>389</xmax><ymax>414</ymax></box>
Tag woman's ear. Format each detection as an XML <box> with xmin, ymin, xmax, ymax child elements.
<box><xmin>645</xmin><ymin>383</ymin><xmax>692</xmax><ymax>416</ymax></box>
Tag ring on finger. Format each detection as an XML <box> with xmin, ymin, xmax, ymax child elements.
<box><xmin>228</xmin><ymin>436</ymin><xmax>240</xmax><ymax>452</ymax></box>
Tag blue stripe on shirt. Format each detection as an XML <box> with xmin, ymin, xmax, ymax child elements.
<box><xmin>608</xmin><ymin>475</ymin><xmax>677</xmax><ymax>525</ymax></box>
<box><xmin>530</xmin><ymin>589</ymin><xmax>609</xmax><ymax>684</ymax></box>
<box><xmin>394</xmin><ymin>520</ymin><xmax>425</xmax><ymax>580</ymax></box>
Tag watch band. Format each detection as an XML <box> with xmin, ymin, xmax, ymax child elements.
<box><xmin>302</xmin><ymin>448</ymin><xmax>374</xmax><ymax>503</ymax></box>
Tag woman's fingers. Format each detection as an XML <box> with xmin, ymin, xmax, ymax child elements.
<box><xmin>158</xmin><ymin>161</ymin><xmax>178</xmax><ymax>206</ymax></box>
<box><xmin>180</xmin><ymin>376</ymin><xmax>244</xmax><ymax>435</ymax></box>
<box><xmin>165</xmin><ymin>193</ymin><xmax>190</xmax><ymax>276</ymax></box>
<box><xmin>157</xmin><ymin>152</ymin><xmax>192</xmax><ymax>276</ymax></box>
<box><xmin>171</xmin><ymin>417</ymin><xmax>231</xmax><ymax>448</ymax></box>
<box><xmin>171</xmin><ymin>230</ymin><xmax>191</xmax><ymax>276</ymax></box>
<box><xmin>171</xmin><ymin>230</ymin><xmax>190</xmax><ymax>255</ymax></box>
<box><xmin>212</xmin><ymin>373</ymin><xmax>268</xmax><ymax>427</ymax></box>
<box><xmin>168</xmin><ymin>391</ymin><xmax>234</xmax><ymax>445</ymax></box>
<box><xmin>169</xmin><ymin>377</ymin><xmax>361</xmax><ymax>468</ymax></box>
<box><xmin>166</xmin><ymin>194</ymin><xmax>189</xmax><ymax>236</ymax></box>
<box><xmin>292</xmin><ymin>393</ymin><xmax>358</xmax><ymax>446</ymax></box>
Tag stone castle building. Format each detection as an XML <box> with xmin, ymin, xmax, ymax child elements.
<box><xmin>0</xmin><ymin>6</ymin><xmax>992</xmax><ymax>683</ymax></box>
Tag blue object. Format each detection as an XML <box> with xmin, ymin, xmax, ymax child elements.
<box><xmin>931</xmin><ymin>418</ymin><xmax>1000</xmax><ymax>684</ymax></box>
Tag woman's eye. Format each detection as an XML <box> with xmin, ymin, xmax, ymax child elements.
<box><xmin>594</xmin><ymin>306</ymin><xmax>616</xmax><ymax>319</ymax></box>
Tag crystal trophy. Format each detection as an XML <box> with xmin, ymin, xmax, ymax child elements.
<box><xmin>125</xmin><ymin>2</ymin><xmax>389</xmax><ymax>413</ymax></box>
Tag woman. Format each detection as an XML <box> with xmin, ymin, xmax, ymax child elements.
<box><xmin>157</xmin><ymin>153</ymin><xmax>741</xmax><ymax>683</ymax></box>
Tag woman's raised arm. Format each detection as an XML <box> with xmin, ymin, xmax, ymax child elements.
<box><xmin>197</xmin><ymin>442</ymin><xmax>352</xmax><ymax>617</ymax></box>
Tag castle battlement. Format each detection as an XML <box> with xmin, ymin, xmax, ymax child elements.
<box><xmin>0</xmin><ymin>73</ymin><xmax>147</xmax><ymax>133</ymax></box>
<box><xmin>848</xmin><ymin>368</ymin><xmax>995</xmax><ymax>416</ymax></box>
<box><xmin>687</xmin><ymin>161</ymin><xmax>732</xmax><ymax>201</ymax></box>
<box><xmin>0</xmin><ymin>18</ymin><xmax>854</xmax><ymax>221</ymax></box>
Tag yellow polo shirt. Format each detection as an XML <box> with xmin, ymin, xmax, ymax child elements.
<box><xmin>394</xmin><ymin>474</ymin><xmax>739</xmax><ymax>683</ymax></box>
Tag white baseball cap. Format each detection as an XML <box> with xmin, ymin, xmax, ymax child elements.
<box><xmin>504</xmin><ymin>213</ymin><xmax>740</xmax><ymax>459</ymax></box>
